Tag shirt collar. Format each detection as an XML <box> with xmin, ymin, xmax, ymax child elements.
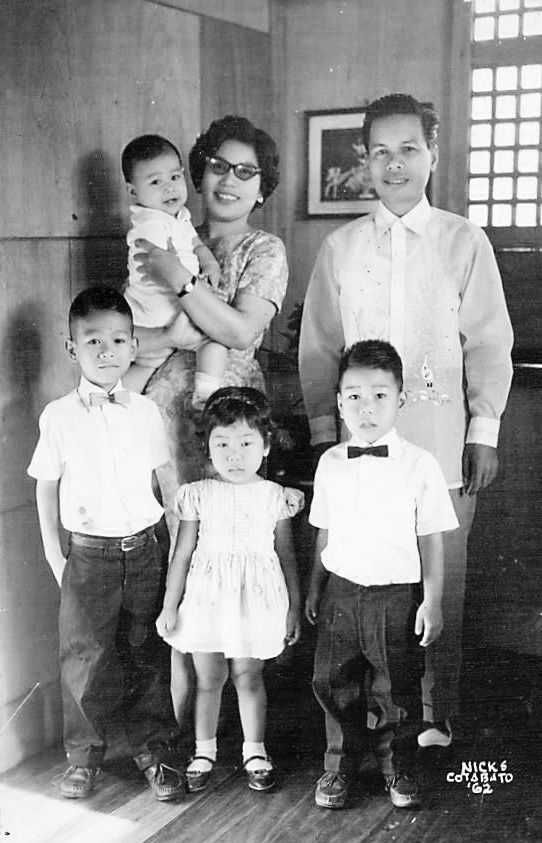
<box><xmin>374</xmin><ymin>195</ymin><xmax>431</xmax><ymax>239</ymax></box>
<box><xmin>77</xmin><ymin>375</ymin><xmax>125</xmax><ymax>409</ymax></box>
<box><xmin>346</xmin><ymin>428</ymin><xmax>401</xmax><ymax>458</ymax></box>
<box><xmin>130</xmin><ymin>204</ymin><xmax>189</xmax><ymax>223</ymax></box>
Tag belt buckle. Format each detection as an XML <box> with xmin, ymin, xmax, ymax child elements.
<box><xmin>120</xmin><ymin>534</ymin><xmax>139</xmax><ymax>552</ymax></box>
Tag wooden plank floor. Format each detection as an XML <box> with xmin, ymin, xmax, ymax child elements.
<box><xmin>2</xmin><ymin>649</ymin><xmax>542</xmax><ymax>843</ymax></box>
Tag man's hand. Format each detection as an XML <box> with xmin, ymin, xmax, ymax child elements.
<box><xmin>305</xmin><ymin>588</ymin><xmax>321</xmax><ymax>626</ymax></box>
<box><xmin>462</xmin><ymin>443</ymin><xmax>499</xmax><ymax>496</ymax></box>
<box><xmin>415</xmin><ymin>599</ymin><xmax>443</xmax><ymax>647</ymax></box>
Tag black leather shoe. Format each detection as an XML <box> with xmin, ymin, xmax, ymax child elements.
<box><xmin>314</xmin><ymin>771</ymin><xmax>349</xmax><ymax>808</ymax></box>
<box><xmin>385</xmin><ymin>772</ymin><xmax>421</xmax><ymax>809</ymax></box>
<box><xmin>143</xmin><ymin>761</ymin><xmax>184</xmax><ymax>801</ymax></box>
<box><xmin>59</xmin><ymin>765</ymin><xmax>101</xmax><ymax>798</ymax></box>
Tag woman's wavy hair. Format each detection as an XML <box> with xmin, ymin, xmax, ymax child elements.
<box><xmin>189</xmin><ymin>115</ymin><xmax>280</xmax><ymax>203</ymax></box>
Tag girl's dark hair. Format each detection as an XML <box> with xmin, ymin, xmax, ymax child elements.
<box><xmin>121</xmin><ymin>134</ymin><xmax>182</xmax><ymax>182</ymax></box>
<box><xmin>189</xmin><ymin>115</ymin><xmax>280</xmax><ymax>203</ymax></box>
<box><xmin>337</xmin><ymin>340</ymin><xmax>403</xmax><ymax>391</ymax></box>
<box><xmin>69</xmin><ymin>285</ymin><xmax>133</xmax><ymax>337</ymax></box>
<box><xmin>200</xmin><ymin>386</ymin><xmax>274</xmax><ymax>450</ymax></box>
<box><xmin>361</xmin><ymin>93</ymin><xmax>439</xmax><ymax>150</ymax></box>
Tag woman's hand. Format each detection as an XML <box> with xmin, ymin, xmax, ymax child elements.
<box><xmin>133</xmin><ymin>237</ymin><xmax>193</xmax><ymax>292</ymax></box>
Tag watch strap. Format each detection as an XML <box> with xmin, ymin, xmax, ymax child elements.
<box><xmin>178</xmin><ymin>275</ymin><xmax>197</xmax><ymax>298</ymax></box>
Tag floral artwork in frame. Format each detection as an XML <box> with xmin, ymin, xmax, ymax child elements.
<box><xmin>305</xmin><ymin>107</ymin><xmax>378</xmax><ymax>218</ymax></box>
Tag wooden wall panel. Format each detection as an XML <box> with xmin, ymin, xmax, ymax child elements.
<box><xmin>0</xmin><ymin>508</ymin><xmax>62</xmax><ymax>773</ymax></box>
<box><xmin>0</xmin><ymin>1</ymin><xmax>79</xmax><ymax>239</ymax></box>
<box><xmin>200</xmin><ymin>17</ymin><xmax>273</xmax><ymax>133</ymax></box>
<box><xmin>497</xmin><ymin>250</ymin><xmax>542</xmax><ymax>360</ymax></box>
<box><xmin>0</xmin><ymin>0</ymin><xmax>275</xmax><ymax>771</ymax></box>
<box><xmin>0</xmin><ymin>240</ymin><xmax>74</xmax><ymax>515</ymax></box>
<box><xmin>66</xmin><ymin>0</ymin><xmax>201</xmax><ymax>236</ymax></box>
<box><xmin>200</xmin><ymin>16</ymin><xmax>281</xmax><ymax>343</ymax></box>
<box><xmin>69</xmin><ymin>237</ymin><xmax>128</xmax><ymax>294</ymax></box>
<box><xmin>0</xmin><ymin>0</ymin><xmax>201</xmax><ymax>237</ymax></box>
<box><xmin>465</xmin><ymin>367</ymin><xmax>542</xmax><ymax>656</ymax></box>
<box><xmin>146</xmin><ymin>0</ymin><xmax>270</xmax><ymax>32</ymax></box>
<box><xmin>271</xmin><ymin>0</ymin><xmax>452</xmax><ymax>343</ymax></box>
<box><xmin>0</xmin><ymin>239</ymin><xmax>71</xmax><ymax>770</ymax></box>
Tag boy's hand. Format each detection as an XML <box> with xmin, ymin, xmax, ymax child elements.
<box><xmin>305</xmin><ymin>589</ymin><xmax>321</xmax><ymax>626</ymax></box>
<box><xmin>284</xmin><ymin>608</ymin><xmax>301</xmax><ymax>646</ymax></box>
<box><xmin>415</xmin><ymin>600</ymin><xmax>443</xmax><ymax>647</ymax></box>
<box><xmin>155</xmin><ymin>606</ymin><xmax>178</xmax><ymax>638</ymax></box>
<box><xmin>462</xmin><ymin>443</ymin><xmax>498</xmax><ymax>495</ymax></box>
<box><xmin>47</xmin><ymin>552</ymin><xmax>67</xmax><ymax>587</ymax></box>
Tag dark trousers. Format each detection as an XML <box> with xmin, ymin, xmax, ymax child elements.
<box><xmin>313</xmin><ymin>574</ymin><xmax>423</xmax><ymax>777</ymax></box>
<box><xmin>369</xmin><ymin>491</ymin><xmax>477</xmax><ymax>725</ymax></box>
<box><xmin>59</xmin><ymin>526</ymin><xmax>179</xmax><ymax>770</ymax></box>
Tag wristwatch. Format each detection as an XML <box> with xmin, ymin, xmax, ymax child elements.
<box><xmin>178</xmin><ymin>276</ymin><xmax>197</xmax><ymax>298</ymax></box>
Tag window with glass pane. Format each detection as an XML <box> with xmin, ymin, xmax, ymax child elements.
<box><xmin>468</xmin><ymin>0</ymin><xmax>542</xmax><ymax>238</ymax></box>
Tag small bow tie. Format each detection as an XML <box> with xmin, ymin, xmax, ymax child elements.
<box><xmin>88</xmin><ymin>390</ymin><xmax>130</xmax><ymax>408</ymax></box>
<box><xmin>347</xmin><ymin>445</ymin><xmax>389</xmax><ymax>459</ymax></box>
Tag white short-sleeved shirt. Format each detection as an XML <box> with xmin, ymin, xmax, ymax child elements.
<box><xmin>27</xmin><ymin>376</ymin><xmax>169</xmax><ymax>536</ymax></box>
<box><xmin>125</xmin><ymin>204</ymin><xmax>200</xmax><ymax>327</ymax></box>
<box><xmin>309</xmin><ymin>429</ymin><xmax>459</xmax><ymax>586</ymax></box>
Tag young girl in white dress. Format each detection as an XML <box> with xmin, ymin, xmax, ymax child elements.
<box><xmin>155</xmin><ymin>387</ymin><xmax>303</xmax><ymax>793</ymax></box>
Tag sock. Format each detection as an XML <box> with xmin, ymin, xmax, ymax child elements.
<box><xmin>187</xmin><ymin>737</ymin><xmax>217</xmax><ymax>773</ymax></box>
<box><xmin>242</xmin><ymin>741</ymin><xmax>272</xmax><ymax>772</ymax></box>
<box><xmin>193</xmin><ymin>372</ymin><xmax>221</xmax><ymax>402</ymax></box>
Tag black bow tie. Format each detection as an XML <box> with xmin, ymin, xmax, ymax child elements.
<box><xmin>347</xmin><ymin>445</ymin><xmax>389</xmax><ymax>459</ymax></box>
<box><xmin>88</xmin><ymin>390</ymin><xmax>130</xmax><ymax>407</ymax></box>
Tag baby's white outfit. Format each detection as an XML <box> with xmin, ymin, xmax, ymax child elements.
<box><xmin>164</xmin><ymin>478</ymin><xmax>304</xmax><ymax>660</ymax></box>
<box><xmin>125</xmin><ymin>205</ymin><xmax>204</xmax><ymax>366</ymax></box>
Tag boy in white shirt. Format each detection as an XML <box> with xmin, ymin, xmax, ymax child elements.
<box><xmin>121</xmin><ymin>134</ymin><xmax>225</xmax><ymax>405</ymax></box>
<box><xmin>27</xmin><ymin>286</ymin><xmax>183</xmax><ymax>801</ymax></box>
<box><xmin>306</xmin><ymin>340</ymin><xmax>458</xmax><ymax>809</ymax></box>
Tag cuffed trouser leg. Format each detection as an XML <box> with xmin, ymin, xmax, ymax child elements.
<box><xmin>421</xmin><ymin>490</ymin><xmax>477</xmax><ymax>722</ymax></box>
<box><xmin>312</xmin><ymin>578</ymin><xmax>369</xmax><ymax>776</ymax></box>
<box><xmin>60</xmin><ymin>534</ymin><xmax>180</xmax><ymax>771</ymax></box>
<box><xmin>60</xmin><ymin>543</ymin><xmax>123</xmax><ymax>769</ymax></box>
<box><xmin>312</xmin><ymin>575</ymin><xmax>423</xmax><ymax>777</ymax></box>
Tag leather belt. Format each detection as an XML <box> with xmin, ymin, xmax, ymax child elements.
<box><xmin>70</xmin><ymin>525</ymin><xmax>155</xmax><ymax>552</ymax></box>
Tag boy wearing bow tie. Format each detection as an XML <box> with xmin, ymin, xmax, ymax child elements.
<box><xmin>305</xmin><ymin>340</ymin><xmax>458</xmax><ymax>810</ymax></box>
<box><xmin>27</xmin><ymin>286</ymin><xmax>183</xmax><ymax>801</ymax></box>
<box><xmin>300</xmin><ymin>94</ymin><xmax>513</xmax><ymax>751</ymax></box>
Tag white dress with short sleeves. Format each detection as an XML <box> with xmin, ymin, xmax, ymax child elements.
<box><xmin>164</xmin><ymin>478</ymin><xmax>304</xmax><ymax>659</ymax></box>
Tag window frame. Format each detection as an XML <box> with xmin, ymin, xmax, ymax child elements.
<box><xmin>466</xmin><ymin>2</ymin><xmax>542</xmax><ymax>248</ymax></box>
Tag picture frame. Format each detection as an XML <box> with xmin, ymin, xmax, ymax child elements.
<box><xmin>305</xmin><ymin>107</ymin><xmax>378</xmax><ymax>218</ymax></box>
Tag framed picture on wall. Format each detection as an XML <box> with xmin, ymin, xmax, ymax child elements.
<box><xmin>305</xmin><ymin>107</ymin><xmax>378</xmax><ymax>218</ymax></box>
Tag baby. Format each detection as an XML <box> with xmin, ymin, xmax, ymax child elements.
<box><xmin>122</xmin><ymin>133</ymin><xmax>227</xmax><ymax>405</ymax></box>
